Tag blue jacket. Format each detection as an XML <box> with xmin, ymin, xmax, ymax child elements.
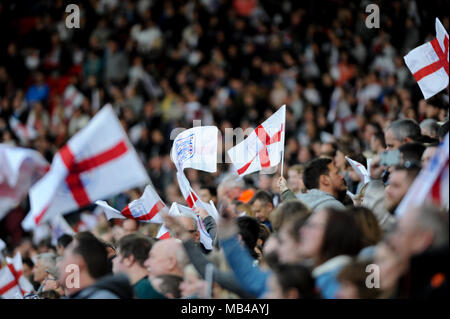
<box><xmin>312</xmin><ymin>255</ymin><xmax>352</xmax><ymax>299</ymax></box>
<box><xmin>221</xmin><ymin>235</ymin><xmax>271</xmax><ymax>298</ymax></box>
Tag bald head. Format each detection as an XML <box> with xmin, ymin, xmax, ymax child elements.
<box><xmin>144</xmin><ymin>239</ymin><xmax>187</xmax><ymax>277</ymax></box>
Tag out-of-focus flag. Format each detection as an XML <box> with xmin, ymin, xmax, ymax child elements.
<box><xmin>8</xmin><ymin>117</ymin><xmax>37</xmax><ymax>143</ymax></box>
<box><xmin>404</xmin><ymin>18</ymin><xmax>449</xmax><ymax>99</ymax></box>
<box><xmin>21</xmin><ymin>105</ymin><xmax>150</xmax><ymax>231</ymax></box>
<box><xmin>95</xmin><ymin>184</ymin><xmax>167</xmax><ymax>223</ymax></box>
<box><xmin>396</xmin><ymin>133</ymin><xmax>449</xmax><ymax>217</ymax></box>
<box><xmin>345</xmin><ymin>156</ymin><xmax>371</xmax><ymax>184</ymax></box>
<box><xmin>6</xmin><ymin>253</ymin><xmax>34</xmax><ymax>296</ymax></box>
<box><xmin>227</xmin><ymin>105</ymin><xmax>285</xmax><ymax>176</ymax></box>
<box><xmin>170</xmin><ymin>126</ymin><xmax>218</xmax><ymax>173</ymax></box>
<box><xmin>0</xmin><ymin>144</ymin><xmax>49</xmax><ymax>221</ymax></box>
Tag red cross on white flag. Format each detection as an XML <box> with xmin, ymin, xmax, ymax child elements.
<box><xmin>21</xmin><ymin>105</ymin><xmax>150</xmax><ymax>231</ymax></box>
<box><xmin>404</xmin><ymin>18</ymin><xmax>449</xmax><ymax>99</ymax></box>
<box><xmin>227</xmin><ymin>105</ymin><xmax>286</xmax><ymax>176</ymax></box>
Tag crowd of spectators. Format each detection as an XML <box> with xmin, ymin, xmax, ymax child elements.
<box><xmin>0</xmin><ymin>0</ymin><xmax>449</xmax><ymax>300</ymax></box>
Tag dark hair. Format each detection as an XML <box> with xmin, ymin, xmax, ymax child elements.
<box><xmin>200</xmin><ymin>185</ymin><xmax>217</xmax><ymax>197</ymax></box>
<box><xmin>399</xmin><ymin>142</ymin><xmax>426</xmax><ymax>164</ymax></box>
<box><xmin>319</xmin><ymin>209</ymin><xmax>363</xmax><ymax>264</ymax></box>
<box><xmin>258</xmin><ymin>223</ymin><xmax>271</xmax><ymax>247</ymax></box>
<box><xmin>22</xmin><ymin>257</ymin><xmax>34</xmax><ymax>269</ymax></box>
<box><xmin>272</xmin><ymin>264</ymin><xmax>317</xmax><ymax>299</ymax></box>
<box><xmin>155</xmin><ymin>274</ymin><xmax>183</xmax><ymax>299</ymax></box>
<box><xmin>249</xmin><ymin>190</ymin><xmax>273</xmax><ymax>206</ymax></box>
<box><xmin>72</xmin><ymin>236</ymin><xmax>108</xmax><ymax>279</ymax></box>
<box><xmin>337</xmin><ymin>258</ymin><xmax>382</xmax><ymax>299</ymax></box>
<box><xmin>118</xmin><ymin>234</ymin><xmax>153</xmax><ymax>267</ymax></box>
<box><xmin>346</xmin><ymin>206</ymin><xmax>383</xmax><ymax>247</ymax></box>
<box><xmin>236</xmin><ymin>216</ymin><xmax>260</xmax><ymax>259</ymax></box>
<box><xmin>57</xmin><ymin>234</ymin><xmax>73</xmax><ymax>248</ymax></box>
<box><xmin>303</xmin><ymin>158</ymin><xmax>333</xmax><ymax>190</ymax></box>
<box><xmin>38</xmin><ymin>289</ymin><xmax>61</xmax><ymax>299</ymax></box>
<box><xmin>438</xmin><ymin>121</ymin><xmax>449</xmax><ymax>141</ymax></box>
<box><xmin>373</xmin><ymin>131</ymin><xmax>386</xmax><ymax>148</ymax></box>
<box><xmin>74</xmin><ymin>231</ymin><xmax>96</xmax><ymax>241</ymax></box>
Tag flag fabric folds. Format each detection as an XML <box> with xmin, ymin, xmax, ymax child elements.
<box><xmin>21</xmin><ymin>105</ymin><xmax>150</xmax><ymax>231</ymax></box>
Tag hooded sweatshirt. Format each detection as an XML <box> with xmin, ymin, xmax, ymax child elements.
<box><xmin>296</xmin><ymin>189</ymin><xmax>345</xmax><ymax>212</ymax></box>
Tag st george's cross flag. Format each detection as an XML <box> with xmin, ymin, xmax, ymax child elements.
<box><xmin>227</xmin><ymin>105</ymin><xmax>286</xmax><ymax>176</ymax></box>
<box><xmin>395</xmin><ymin>133</ymin><xmax>449</xmax><ymax>217</ymax></box>
<box><xmin>21</xmin><ymin>105</ymin><xmax>150</xmax><ymax>231</ymax></box>
<box><xmin>0</xmin><ymin>144</ymin><xmax>49</xmax><ymax>221</ymax></box>
<box><xmin>5</xmin><ymin>253</ymin><xmax>34</xmax><ymax>296</ymax></box>
<box><xmin>156</xmin><ymin>202</ymin><xmax>214</xmax><ymax>250</ymax></box>
<box><xmin>0</xmin><ymin>265</ymin><xmax>22</xmax><ymax>299</ymax></box>
<box><xmin>95</xmin><ymin>184</ymin><xmax>167</xmax><ymax>223</ymax></box>
<box><xmin>404</xmin><ymin>18</ymin><xmax>449</xmax><ymax>99</ymax></box>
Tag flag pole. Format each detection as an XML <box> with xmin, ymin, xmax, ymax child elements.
<box><xmin>280</xmin><ymin>105</ymin><xmax>286</xmax><ymax>178</ymax></box>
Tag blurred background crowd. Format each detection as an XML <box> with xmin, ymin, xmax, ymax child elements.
<box><xmin>0</xmin><ymin>0</ymin><xmax>449</xmax><ymax>300</ymax></box>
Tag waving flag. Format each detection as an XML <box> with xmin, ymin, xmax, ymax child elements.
<box><xmin>227</xmin><ymin>105</ymin><xmax>286</xmax><ymax>176</ymax></box>
<box><xmin>50</xmin><ymin>214</ymin><xmax>75</xmax><ymax>246</ymax></box>
<box><xmin>345</xmin><ymin>156</ymin><xmax>371</xmax><ymax>184</ymax></box>
<box><xmin>21</xmin><ymin>105</ymin><xmax>150</xmax><ymax>231</ymax></box>
<box><xmin>0</xmin><ymin>266</ymin><xmax>22</xmax><ymax>299</ymax></box>
<box><xmin>396</xmin><ymin>133</ymin><xmax>449</xmax><ymax>217</ymax></box>
<box><xmin>404</xmin><ymin>18</ymin><xmax>449</xmax><ymax>99</ymax></box>
<box><xmin>170</xmin><ymin>126</ymin><xmax>218</xmax><ymax>172</ymax></box>
<box><xmin>9</xmin><ymin>117</ymin><xmax>37</xmax><ymax>143</ymax></box>
<box><xmin>0</xmin><ymin>144</ymin><xmax>49</xmax><ymax>221</ymax></box>
<box><xmin>6</xmin><ymin>253</ymin><xmax>34</xmax><ymax>296</ymax></box>
<box><xmin>156</xmin><ymin>202</ymin><xmax>214</xmax><ymax>250</ymax></box>
<box><xmin>95</xmin><ymin>184</ymin><xmax>167</xmax><ymax>223</ymax></box>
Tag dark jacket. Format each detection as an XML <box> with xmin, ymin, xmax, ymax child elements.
<box><xmin>69</xmin><ymin>274</ymin><xmax>134</xmax><ymax>299</ymax></box>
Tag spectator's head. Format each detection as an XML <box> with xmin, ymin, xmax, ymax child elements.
<box><xmin>56</xmin><ymin>234</ymin><xmax>73</xmax><ymax>257</ymax></box>
<box><xmin>370</xmin><ymin>130</ymin><xmax>386</xmax><ymax>154</ymax></box>
<box><xmin>179</xmin><ymin>264</ymin><xmax>206</xmax><ymax>299</ymax></box>
<box><xmin>42</xmin><ymin>260</ymin><xmax>64</xmax><ymax>296</ymax></box>
<box><xmin>385</xmin><ymin>163</ymin><xmax>421</xmax><ymax>213</ymax></box>
<box><xmin>112</xmin><ymin>234</ymin><xmax>153</xmax><ymax>283</ymax></box>
<box><xmin>299</xmin><ymin>208</ymin><xmax>362</xmax><ymax>267</ymax></box>
<box><xmin>421</xmin><ymin>142</ymin><xmax>439</xmax><ymax>168</ymax></box>
<box><xmin>22</xmin><ymin>257</ymin><xmax>34</xmax><ymax>279</ymax></box>
<box><xmin>217</xmin><ymin>174</ymin><xmax>245</xmax><ymax>202</ymax></box>
<box><xmin>287</xmin><ymin>164</ymin><xmax>306</xmax><ymax>193</ymax></box>
<box><xmin>385</xmin><ymin>119</ymin><xmax>421</xmax><ymax>150</ymax></box>
<box><xmin>398</xmin><ymin>142</ymin><xmax>425</xmax><ymax>165</ymax></box>
<box><xmin>347</xmin><ymin>206</ymin><xmax>383</xmax><ymax>247</ymax></box>
<box><xmin>278</xmin><ymin>215</ymin><xmax>309</xmax><ymax>264</ymax></box>
<box><xmin>269</xmin><ymin>199</ymin><xmax>311</xmax><ymax>232</ymax></box>
<box><xmin>236</xmin><ymin>216</ymin><xmax>261</xmax><ymax>259</ymax></box>
<box><xmin>144</xmin><ymin>238</ymin><xmax>188</xmax><ymax>278</ymax></box>
<box><xmin>33</xmin><ymin>252</ymin><xmax>57</xmax><ymax>283</ymax></box>
<box><xmin>174</xmin><ymin>214</ymin><xmax>200</xmax><ymax>243</ymax></box>
<box><xmin>199</xmin><ymin>185</ymin><xmax>216</xmax><ymax>204</ymax></box>
<box><xmin>320</xmin><ymin>142</ymin><xmax>338</xmax><ymax>158</ymax></box>
<box><xmin>337</xmin><ymin>259</ymin><xmax>382</xmax><ymax>299</ymax></box>
<box><xmin>303</xmin><ymin>158</ymin><xmax>347</xmax><ymax>199</ymax></box>
<box><xmin>122</xmin><ymin>219</ymin><xmax>139</xmax><ymax>236</ymax></box>
<box><xmin>263</xmin><ymin>264</ymin><xmax>316</xmax><ymax>299</ymax></box>
<box><xmin>150</xmin><ymin>274</ymin><xmax>183</xmax><ymax>299</ymax></box>
<box><xmin>389</xmin><ymin>204</ymin><xmax>449</xmax><ymax>260</ymax></box>
<box><xmin>249</xmin><ymin>190</ymin><xmax>274</xmax><ymax>223</ymax></box>
<box><xmin>59</xmin><ymin>236</ymin><xmax>109</xmax><ymax>295</ymax></box>
<box><xmin>420</xmin><ymin>119</ymin><xmax>440</xmax><ymax>139</ymax></box>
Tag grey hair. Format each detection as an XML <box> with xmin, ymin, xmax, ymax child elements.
<box><xmin>420</xmin><ymin>119</ymin><xmax>440</xmax><ymax>138</ymax></box>
<box><xmin>219</xmin><ymin>174</ymin><xmax>245</xmax><ymax>190</ymax></box>
<box><xmin>413</xmin><ymin>204</ymin><xmax>449</xmax><ymax>249</ymax></box>
<box><xmin>179</xmin><ymin>211</ymin><xmax>198</xmax><ymax>230</ymax></box>
<box><xmin>387</xmin><ymin>119</ymin><xmax>421</xmax><ymax>142</ymax></box>
<box><xmin>37</xmin><ymin>252</ymin><xmax>58</xmax><ymax>271</ymax></box>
